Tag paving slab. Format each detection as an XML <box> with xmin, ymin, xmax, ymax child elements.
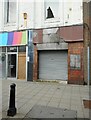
<box><xmin>1</xmin><ymin>80</ymin><xmax>90</xmax><ymax>119</ymax></box>
<box><xmin>25</xmin><ymin>105</ymin><xmax>77</xmax><ymax>119</ymax></box>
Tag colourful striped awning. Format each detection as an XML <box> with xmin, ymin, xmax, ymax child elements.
<box><xmin>0</xmin><ymin>31</ymin><xmax>27</xmax><ymax>46</ymax></box>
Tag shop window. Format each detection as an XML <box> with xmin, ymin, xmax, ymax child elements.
<box><xmin>70</xmin><ymin>54</ymin><xmax>81</xmax><ymax>70</ymax></box>
<box><xmin>4</xmin><ymin>0</ymin><xmax>17</xmax><ymax>24</ymax></box>
<box><xmin>44</xmin><ymin>0</ymin><xmax>59</xmax><ymax>20</ymax></box>
<box><xmin>18</xmin><ymin>46</ymin><xmax>26</xmax><ymax>52</ymax></box>
<box><xmin>0</xmin><ymin>53</ymin><xmax>6</xmax><ymax>78</ymax></box>
<box><xmin>2</xmin><ymin>47</ymin><xmax>6</xmax><ymax>52</ymax></box>
<box><xmin>1</xmin><ymin>53</ymin><xmax>6</xmax><ymax>61</ymax></box>
<box><xmin>7</xmin><ymin>46</ymin><xmax>17</xmax><ymax>52</ymax></box>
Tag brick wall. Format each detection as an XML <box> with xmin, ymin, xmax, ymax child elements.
<box><xmin>33</xmin><ymin>45</ymin><xmax>38</xmax><ymax>80</ymax></box>
<box><xmin>90</xmin><ymin>40</ymin><xmax>91</xmax><ymax>85</ymax></box>
<box><xmin>68</xmin><ymin>42</ymin><xmax>84</xmax><ymax>84</ymax></box>
<box><xmin>33</xmin><ymin>26</ymin><xmax>84</xmax><ymax>84</ymax></box>
<box><xmin>33</xmin><ymin>29</ymin><xmax>43</xmax><ymax>44</ymax></box>
<box><xmin>33</xmin><ymin>29</ymin><xmax>43</xmax><ymax>81</ymax></box>
<box><xmin>83</xmin><ymin>2</ymin><xmax>91</xmax><ymax>84</ymax></box>
<box><xmin>89</xmin><ymin>2</ymin><xmax>91</xmax><ymax>85</ymax></box>
<box><xmin>59</xmin><ymin>25</ymin><xmax>83</xmax><ymax>42</ymax></box>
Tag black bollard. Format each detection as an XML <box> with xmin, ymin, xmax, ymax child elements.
<box><xmin>7</xmin><ymin>83</ymin><xmax>17</xmax><ymax>116</ymax></box>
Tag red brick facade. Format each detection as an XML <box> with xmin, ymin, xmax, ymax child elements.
<box><xmin>33</xmin><ymin>26</ymin><xmax>84</xmax><ymax>84</ymax></box>
<box><xmin>33</xmin><ymin>29</ymin><xmax>43</xmax><ymax>44</ymax></box>
<box><xmin>83</xmin><ymin>2</ymin><xmax>91</xmax><ymax>84</ymax></box>
<box><xmin>33</xmin><ymin>45</ymin><xmax>38</xmax><ymax>80</ymax></box>
<box><xmin>33</xmin><ymin>29</ymin><xmax>43</xmax><ymax>80</ymax></box>
<box><xmin>68</xmin><ymin>42</ymin><xmax>84</xmax><ymax>84</ymax></box>
<box><xmin>59</xmin><ymin>25</ymin><xmax>84</xmax><ymax>84</ymax></box>
<box><xmin>59</xmin><ymin>25</ymin><xmax>83</xmax><ymax>42</ymax></box>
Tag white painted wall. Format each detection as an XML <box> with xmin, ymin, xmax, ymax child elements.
<box><xmin>34</xmin><ymin>0</ymin><xmax>83</xmax><ymax>28</ymax></box>
<box><xmin>0</xmin><ymin>0</ymin><xmax>83</xmax><ymax>32</ymax></box>
<box><xmin>2</xmin><ymin>0</ymin><xmax>19</xmax><ymax>31</ymax></box>
<box><xmin>63</xmin><ymin>0</ymin><xmax>83</xmax><ymax>26</ymax></box>
<box><xmin>18</xmin><ymin>0</ymin><xmax>34</xmax><ymax>30</ymax></box>
<box><xmin>0</xmin><ymin>0</ymin><xmax>3</xmax><ymax>31</ymax></box>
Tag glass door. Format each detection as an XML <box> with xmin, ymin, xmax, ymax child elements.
<box><xmin>7</xmin><ymin>54</ymin><xmax>17</xmax><ymax>78</ymax></box>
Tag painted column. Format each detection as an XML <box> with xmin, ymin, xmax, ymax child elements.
<box><xmin>27</xmin><ymin>30</ymin><xmax>33</xmax><ymax>81</ymax></box>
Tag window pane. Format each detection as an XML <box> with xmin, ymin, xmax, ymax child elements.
<box><xmin>8</xmin><ymin>1</ymin><xmax>16</xmax><ymax>23</ymax></box>
<box><xmin>4</xmin><ymin>0</ymin><xmax>17</xmax><ymax>23</ymax></box>
<box><xmin>2</xmin><ymin>47</ymin><xmax>6</xmax><ymax>52</ymax></box>
<box><xmin>18</xmin><ymin>46</ymin><xmax>26</xmax><ymax>52</ymax></box>
<box><xmin>7</xmin><ymin>46</ymin><xmax>17</xmax><ymax>52</ymax></box>
<box><xmin>4</xmin><ymin>1</ymin><xmax>8</xmax><ymax>24</ymax></box>
<box><xmin>45</xmin><ymin>0</ymin><xmax>59</xmax><ymax>19</ymax></box>
<box><xmin>2</xmin><ymin>53</ymin><xmax>6</xmax><ymax>78</ymax></box>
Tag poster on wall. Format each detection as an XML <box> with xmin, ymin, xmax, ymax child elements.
<box><xmin>70</xmin><ymin>54</ymin><xmax>81</xmax><ymax>69</ymax></box>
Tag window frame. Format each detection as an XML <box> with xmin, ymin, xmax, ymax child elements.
<box><xmin>4</xmin><ymin>0</ymin><xmax>18</xmax><ymax>25</ymax></box>
<box><xmin>44</xmin><ymin>0</ymin><xmax>61</xmax><ymax>23</ymax></box>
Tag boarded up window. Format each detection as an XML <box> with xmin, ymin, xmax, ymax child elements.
<box><xmin>70</xmin><ymin>54</ymin><xmax>81</xmax><ymax>69</ymax></box>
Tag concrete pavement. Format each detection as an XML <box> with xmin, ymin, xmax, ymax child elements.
<box><xmin>0</xmin><ymin>79</ymin><xmax>90</xmax><ymax>119</ymax></box>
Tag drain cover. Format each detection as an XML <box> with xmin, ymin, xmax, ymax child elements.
<box><xmin>25</xmin><ymin>105</ymin><xmax>77</xmax><ymax>119</ymax></box>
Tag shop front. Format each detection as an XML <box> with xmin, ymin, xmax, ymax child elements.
<box><xmin>0</xmin><ymin>30</ymin><xmax>29</xmax><ymax>80</ymax></box>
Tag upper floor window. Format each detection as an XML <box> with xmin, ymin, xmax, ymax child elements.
<box><xmin>46</xmin><ymin>7</ymin><xmax>54</xmax><ymax>19</ymax></box>
<box><xmin>44</xmin><ymin>0</ymin><xmax>59</xmax><ymax>20</ymax></box>
<box><xmin>4</xmin><ymin>0</ymin><xmax>17</xmax><ymax>24</ymax></box>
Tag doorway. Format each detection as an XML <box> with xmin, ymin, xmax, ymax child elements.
<box><xmin>7</xmin><ymin>54</ymin><xmax>17</xmax><ymax>78</ymax></box>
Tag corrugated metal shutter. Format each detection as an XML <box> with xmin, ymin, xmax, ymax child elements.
<box><xmin>39</xmin><ymin>50</ymin><xmax>68</xmax><ymax>80</ymax></box>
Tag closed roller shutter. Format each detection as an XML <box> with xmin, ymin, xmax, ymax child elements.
<box><xmin>39</xmin><ymin>50</ymin><xmax>68</xmax><ymax>80</ymax></box>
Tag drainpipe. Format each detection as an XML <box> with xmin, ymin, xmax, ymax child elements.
<box><xmin>87</xmin><ymin>46</ymin><xmax>90</xmax><ymax>85</ymax></box>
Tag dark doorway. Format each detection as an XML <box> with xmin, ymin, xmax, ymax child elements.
<box><xmin>7</xmin><ymin>54</ymin><xmax>16</xmax><ymax>78</ymax></box>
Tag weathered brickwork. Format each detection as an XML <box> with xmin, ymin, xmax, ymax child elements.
<box><xmin>59</xmin><ymin>25</ymin><xmax>83</xmax><ymax>42</ymax></box>
<box><xmin>89</xmin><ymin>2</ymin><xmax>91</xmax><ymax>85</ymax></box>
<box><xmin>90</xmin><ymin>40</ymin><xmax>91</xmax><ymax>85</ymax></box>
<box><xmin>33</xmin><ymin>29</ymin><xmax>43</xmax><ymax>44</ymax></box>
<box><xmin>33</xmin><ymin>26</ymin><xmax>84</xmax><ymax>85</ymax></box>
<box><xmin>83</xmin><ymin>2</ymin><xmax>91</xmax><ymax>84</ymax></box>
<box><xmin>68</xmin><ymin>42</ymin><xmax>84</xmax><ymax>84</ymax></box>
<box><xmin>33</xmin><ymin>45</ymin><xmax>38</xmax><ymax>80</ymax></box>
<box><xmin>33</xmin><ymin>29</ymin><xmax>43</xmax><ymax>81</ymax></box>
